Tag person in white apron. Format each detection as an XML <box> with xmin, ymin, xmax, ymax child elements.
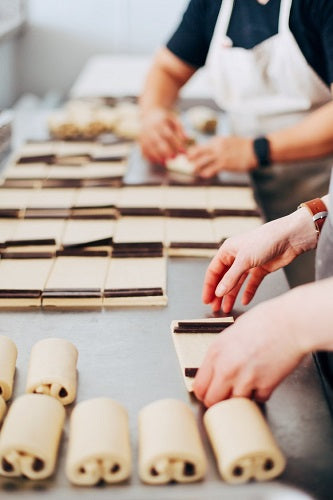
<box><xmin>192</xmin><ymin>170</ymin><xmax>333</xmax><ymax>407</ymax></box>
<box><xmin>140</xmin><ymin>0</ymin><xmax>333</xmax><ymax>286</ymax></box>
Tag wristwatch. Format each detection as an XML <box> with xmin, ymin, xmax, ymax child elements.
<box><xmin>297</xmin><ymin>197</ymin><xmax>328</xmax><ymax>235</ymax></box>
<box><xmin>253</xmin><ymin>136</ymin><xmax>271</xmax><ymax>168</ymax></box>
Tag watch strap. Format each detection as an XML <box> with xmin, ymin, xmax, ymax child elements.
<box><xmin>253</xmin><ymin>136</ymin><xmax>271</xmax><ymax>168</ymax></box>
<box><xmin>298</xmin><ymin>198</ymin><xmax>328</xmax><ymax>234</ymax></box>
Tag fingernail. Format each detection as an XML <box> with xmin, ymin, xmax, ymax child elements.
<box><xmin>216</xmin><ymin>284</ymin><xmax>227</xmax><ymax>297</ymax></box>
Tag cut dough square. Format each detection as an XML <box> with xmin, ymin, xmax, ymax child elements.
<box><xmin>118</xmin><ymin>186</ymin><xmax>165</xmax><ymax>213</ymax></box>
<box><xmin>16</xmin><ymin>141</ymin><xmax>57</xmax><ymax>158</ymax></box>
<box><xmin>0</xmin><ymin>188</ymin><xmax>34</xmax><ymax>217</ymax></box>
<box><xmin>164</xmin><ymin>186</ymin><xmax>208</xmax><ymax>210</ymax></box>
<box><xmin>113</xmin><ymin>216</ymin><xmax>165</xmax><ymax>244</ymax></box>
<box><xmin>0</xmin><ymin>258</ymin><xmax>54</xmax><ymax>308</ymax></box>
<box><xmin>171</xmin><ymin>318</ymin><xmax>234</xmax><ymax>391</ymax></box>
<box><xmin>92</xmin><ymin>143</ymin><xmax>132</xmax><ymax>161</ymax></box>
<box><xmin>26</xmin><ymin>188</ymin><xmax>78</xmax><ymax>209</ymax></box>
<box><xmin>5</xmin><ymin>165</ymin><xmax>50</xmax><ymax>180</ymax></box>
<box><xmin>0</xmin><ymin>219</ymin><xmax>19</xmax><ymax>245</ymax></box>
<box><xmin>56</xmin><ymin>141</ymin><xmax>96</xmax><ymax>157</ymax></box>
<box><xmin>47</xmin><ymin>162</ymin><xmax>127</xmax><ymax>180</ymax></box>
<box><xmin>62</xmin><ymin>219</ymin><xmax>115</xmax><ymax>248</ymax></box>
<box><xmin>165</xmin><ymin>217</ymin><xmax>218</xmax><ymax>257</ymax></box>
<box><xmin>74</xmin><ymin>187</ymin><xmax>121</xmax><ymax>208</ymax></box>
<box><xmin>104</xmin><ymin>256</ymin><xmax>167</xmax><ymax>307</ymax></box>
<box><xmin>9</xmin><ymin>219</ymin><xmax>66</xmax><ymax>246</ymax></box>
<box><xmin>207</xmin><ymin>186</ymin><xmax>258</xmax><ymax>212</ymax></box>
<box><xmin>42</xmin><ymin>255</ymin><xmax>109</xmax><ymax>308</ymax></box>
<box><xmin>213</xmin><ymin>216</ymin><xmax>263</xmax><ymax>242</ymax></box>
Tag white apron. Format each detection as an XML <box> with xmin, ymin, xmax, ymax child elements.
<box><xmin>206</xmin><ymin>0</ymin><xmax>333</xmax><ymax>285</ymax></box>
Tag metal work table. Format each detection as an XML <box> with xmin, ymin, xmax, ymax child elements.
<box><xmin>0</xmin><ymin>109</ymin><xmax>332</xmax><ymax>500</ymax></box>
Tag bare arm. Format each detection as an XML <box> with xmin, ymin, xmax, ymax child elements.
<box><xmin>139</xmin><ymin>48</ymin><xmax>196</xmax><ymax>163</ymax></box>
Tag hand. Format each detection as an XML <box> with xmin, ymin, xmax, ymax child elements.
<box><xmin>193</xmin><ymin>298</ymin><xmax>306</xmax><ymax>407</ymax></box>
<box><xmin>140</xmin><ymin>108</ymin><xmax>187</xmax><ymax>164</ymax></box>
<box><xmin>187</xmin><ymin>136</ymin><xmax>258</xmax><ymax>178</ymax></box>
<box><xmin>203</xmin><ymin>209</ymin><xmax>318</xmax><ymax>313</ymax></box>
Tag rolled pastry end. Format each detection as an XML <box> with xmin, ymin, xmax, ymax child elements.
<box><xmin>0</xmin><ymin>394</ymin><xmax>65</xmax><ymax>480</ymax></box>
<box><xmin>66</xmin><ymin>398</ymin><xmax>131</xmax><ymax>486</ymax></box>
<box><xmin>67</xmin><ymin>454</ymin><xmax>130</xmax><ymax>486</ymax></box>
<box><xmin>140</xmin><ymin>453</ymin><xmax>205</xmax><ymax>485</ymax></box>
<box><xmin>139</xmin><ymin>399</ymin><xmax>206</xmax><ymax>484</ymax></box>
<box><xmin>204</xmin><ymin>398</ymin><xmax>286</xmax><ymax>484</ymax></box>
<box><xmin>29</xmin><ymin>381</ymin><xmax>75</xmax><ymax>406</ymax></box>
<box><xmin>26</xmin><ymin>338</ymin><xmax>78</xmax><ymax>405</ymax></box>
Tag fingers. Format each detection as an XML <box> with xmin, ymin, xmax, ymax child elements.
<box><xmin>221</xmin><ymin>272</ymin><xmax>248</xmax><ymax>314</ymax></box>
<box><xmin>192</xmin><ymin>355</ymin><xmax>214</xmax><ymax>402</ymax></box>
<box><xmin>215</xmin><ymin>255</ymin><xmax>249</xmax><ymax>297</ymax></box>
<box><xmin>201</xmin><ymin>370</ymin><xmax>232</xmax><ymax>408</ymax></box>
<box><xmin>202</xmin><ymin>252</ymin><xmax>232</xmax><ymax>304</ymax></box>
<box><xmin>242</xmin><ymin>268</ymin><xmax>268</xmax><ymax>305</ymax></box>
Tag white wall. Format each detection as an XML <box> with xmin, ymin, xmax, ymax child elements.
<box><xmin>17</xmin><ymin>0</ymin><xmax>188</xmax><ymax>98</ymax></box>
<box><xmin>0</xmin><ymin>38</ymin><xmax>18</xmax><ymax>108</ymax></box>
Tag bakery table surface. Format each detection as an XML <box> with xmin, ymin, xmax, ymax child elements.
<box><xmin>0</xmin><ymin>110</ymin><xmax>333</xmax><ymax>500</ymax></box>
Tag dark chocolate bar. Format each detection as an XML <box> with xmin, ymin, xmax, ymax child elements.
<box><xmin>56</xmin><ymin>249</ymin><xmax>109</xmax><ymax>257</ymax></box>
<box><xmin>119</xmin><ymin>207</ymin><xmax>165</xmax><ymax>216</ymax></box>
<box><xmin>63</xmin><ymin>237</ymin><xmax>113</xmax><ymax>249</ymax></box>
<box><xmin>1</xmin><ymin>252</ymin><xmax>53</xmax><ymax>259</ymax></box>
<box><xmin>43</xmin><ymin>288</ymin><xmax>101</xmax><ymax>299</ymax></box>
<box><xmin>184</xmin><ymin>368</ymin><xmax>198</xmax><ymax>378</ymax></box>
<box><xmin>169</xmin><ymin>242</ymin><xmax>219</xmax><ymax>250</ymax></box>
<box><xmin>5</xmin><ymin>238</ymin><xmax>56</xmax><ymax>247</ymax></box>
<box><xmin>166</xmin><ymin>209</ymin><xmax>211</xmax><ymax>218</ymax></box>
<box><xmin>16</xmin><ymin>154</ymin><xmax>55</xmax><ymax>165</ymax></box>
<box><xmin>174</xmin><ymin>320</ymin><xmax>234</xmax><ymax>334</ymax></box>
<box><xmin>213</xmin><ymin>208</ymin><xmax>261</xmax><ymax>217</ymax></box>
<box><xmin>0</xmin><ymin>289</ymin><xmax>41</xmax><ymax>299</ymax></box>
<box><xmin>104</xmin><ymin>287</ymin><xmax>163</xmax><ymax>298</ymax></box>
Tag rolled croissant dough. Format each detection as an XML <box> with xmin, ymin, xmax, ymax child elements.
<box><xmin>139</xmin><ymin>399</ymin><xmax>206</xmax><ymax>484</ymax></box>
<box><xmin>26</xmin><ymin>338</ymin><xmax>78</xmax><ymax>405</ymax></box>
<box><xmin>66</xmin><ymin>398</ymin><xmax>131</xmax><ymax>485</ymax></box>
<box><xmin>0</xmin><ymin>394</ymin><xmax>65</xmax><ymax>479</ymax></box>
<box><xmin>0</xmin><ymin>336</ymin><xmax>17</xmax><ymax>401</ymax></box>
<box><xmin>204</xmin><ymin>398</ymin><xmax>286</xmax><ymax>484</ymax></box>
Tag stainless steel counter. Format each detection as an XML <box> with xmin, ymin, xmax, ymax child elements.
<box><xmin>0</xmin><ymin>109</ymin><xmax>332</xmax><ymax>500</ymax></box>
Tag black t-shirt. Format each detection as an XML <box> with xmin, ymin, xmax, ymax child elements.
<box><xmin>166</xmin><ymin>0</ymin><xmax>333</xmax><ymax>87</ymax></box>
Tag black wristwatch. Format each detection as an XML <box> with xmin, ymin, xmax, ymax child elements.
<box><xmin>253</xmin><ymin>136</ymin><xmax>271</xmax><ymax>168</ymax></box>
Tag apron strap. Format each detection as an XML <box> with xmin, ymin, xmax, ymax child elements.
<box><xmin>214</xmin><ymin>0</ymin><xmax>235</xmax><ymax>39</ymax></box>
<box><xmin>278</xmin><ymin>0</ymin><xmax>293</xmax><ymax>33</ymax></box>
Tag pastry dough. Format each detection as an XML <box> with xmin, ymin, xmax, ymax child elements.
<box><xmin>26</xmin><ymin>188</ymin><xmax>77</xmax><ymax>217</ymax></box>
<box><xmin>165</xmin><ymin>217</ymin><xmax>218</xmax><ymax>257</ymax></box>
<box><xmin>74</xmin><ymin>187</ymin><xmax>121</xmax><ymax>210</ymax></box>
<box><xmin>43</xmin><ymin>255</ymin><xmax>109</xmax><ymax>308</ymax></box>
<box><xmin>9</xmin><ymin>219</ymin><xmax>65</xmax><ymax>246</ymax></box>
<box><xmin>104</xmin><ymin>256</ymin><xmax>167</xmax><ymax>306</ymax></box>
<box><xmin>5</xmin><ymin>165</ymin><xmax>49</xmax><ymax>180</ymax></box>
<box><xmin>0</xmin><ymin>188</ymin><xmax>33</xmax><ymax>217</ymax></box>
<box><xmin>0</xmin><ymin>336</ymin><xmax>17</xmax><ymax>401</ymax></box>
<box><xmin>26</xmin><ymin>338</ymin><xmax>78</xmax><ymax>405</ymax></box>
<box><xmin>204</xmin><ymin>398</ymin><xmax>286</xmax><ymax>483</ymax></box>
<box><xmin>0</xmin><ymin>397</ymin><xmax>6</xmax><ymax>425</ymax></box>
<box><xmin>17</xmin><ymin>141</ymin><xmax>57</xmax><ymax>158</ymax></box>
<box><xmin>66</xmin><ymin>398</ymin><xmax>131</xmax><ymax>485</ymax></box>
<box><xmin>213</xmin><ymin>216</ymin><xmax>263</xmax><ymax>242</ymax></box>
<box><xmin>171</xmin><ymin>318</ymin><xmax>234</xmax><ymax>391</ymax></box>
<box><xmin>0</xmin><ymin>394</ymin><xmax>65</xmax><ymax>479</ymax></box>
<box><xmin>118</xmin><ymin>186</ymin><xmax>165</xmax><ymax>212</ymax></box>
<box><xmin>92</xmin><ymin>143</ymin><xmax>132</xmax><ymax>161</ymax></box>
<box><xmin>186</xmin><ymin>106</ymin><xmax>218</xmax><ymax>134</ymax></box>
<box><xmin>207</xmin><ymin>186</ymin><xmax>258</xmax><ymax>211</ymax></box>
<box><xmin>113</xmin><ymin>216</ymin><xmax>165</xmax><ymax>243</ymax></box>
<box><xmin>166</xmin><ymin>154</ymin><xmax>195</xmax><ymax>176</ymax></box>
<box><xmin>0</xmin><ymin>219</ymin><xmax>19</xmax><ymax>245</ymax></box>
<box><xmin>62</xmin><ymin>219</ymin><xmax>115</xmax><ymax>248</ymax></box>
<box><xmin>138</xmin><ymin>399</ymin><xmax>206</xmax><ymax>484</ymax></box>
<box><xmin>165</xmin><ymin>186</ymin><xmax>208</xmax><ymax>210</ymax></box>
<box><xmin>47</xmin><ymin>162</ymin><xmax>127</xmax><ymax>180</ymax></box>
<box><xmin>0</xmin><ymin>258</ymin><xmax>54</xmax><ymax>308</ymax></box>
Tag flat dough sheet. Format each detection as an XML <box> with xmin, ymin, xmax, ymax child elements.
<box><xmin>5</xmin><ymin>165</ymin><xmax>50</xmax><ymax>180</ymax></box>
<box><xmin>0</xmin><ymin>189</ymin><xmax>34</xmax><ymax>210</ymax></box>
<box><xmin>213</xmin><ymin>216</ymin><xmax>263</xmax><ymax>241</ymax></box>
<box><xmin>207</xmin><ymin>186</ymin><xmax>258</xmax><ymax>211</ymax></box>
<box><xmin>164</xmin><ymin>187</ymin><xmax>208</xmax><ymax>210</ymax></box>
<box><xmin>171</xmin><ymin>317</ymin><xmax>234</xmax><ymax>392</ymax></box>
<box><xmin>165</xmin><ymin>217</ymin><xmax>217</xmax><ymax>257</ymax></box>
<box><xmin>104</xmin><ymin>256</ymin><xmax>167</xmax><ymax>306</ymax></box>
<box><xmin>0</xmin><ymin>220</ymin><xmax>19</xmax><ymax>244</ymax></box>
<box><xmin>43</xmin><ymin>256</ymin><xmax>109</xmax><ymax>308</ymax></box>
<box><xmin>62</xmin><ymin>219</ymin><xmax>115</xmax><ymax>247</ymax></box>
<box><xmin>118</xmin><ymin>186</ymin><xmax>165</xmax><ymax>209</ymax></box>
<box><xmin>10</xmin><ymin>219</ymin><xmax>66</xmax><ymax>245</ymax></box>
<box><xmin>47</xmin><ymin>162</ymin><xmax>127</xmax><ymax>180</ymax></box>
<box><xmin>113</xmin><ymin>216</ymin><xmax>165</xmax><ymax>243</ymax></box>
<box><xmin>74</xmin><ymin>187</ymin><xmax>121</xmax><ymax>208</ymax></box>
<box><xmin>26</xmin><ymin>188</ymin><xmax>78</xmax><ymax>208</ymax></box>
<box><xmin>0</xmin><ymin>259</ymin><xmax>54</xmax><ymax>308</ymax></box>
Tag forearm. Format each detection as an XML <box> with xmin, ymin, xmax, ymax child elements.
<box><xmin>139</xmin><ymin>48</ymin><xmax>195</xmax><ymax>116</ymax></box>
<box><xmin>278</xmin><ymin>277</ymin><xmax>333</xmax><ymax>353</ymax></box>
<box><xmin>267</xmin><ymin>99</ymin><xmax>333</xmax><ymax>163</ymax></box>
